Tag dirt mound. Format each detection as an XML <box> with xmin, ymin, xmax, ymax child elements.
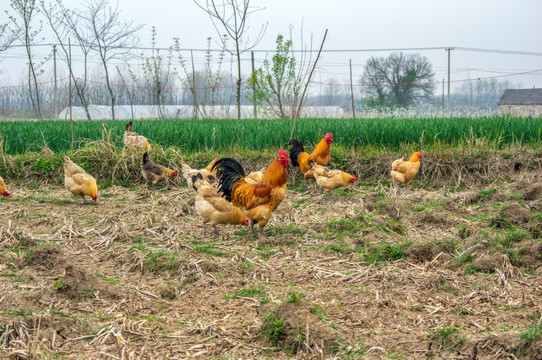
<box><xmin>405</xmin><ymin>244</ymin><xmax>451</xmax><ymax>264</ymax></box>
<box><xmin>25</xmin><ymin>245</ymin><xmax>66</xmax><ymax>270</ymax></box>
<box><xmin>455</xmin><ymin>191</ymin><xmax>480</xmax><ymax>205</ymax></box>
<box><xmin>517</xmin><ymin>181</ymin><xmax>542</xmax><ymax>201</ymax></box>
<box><xmin>505</xmin><ymin>203</ymin><xmax>531</xmax><ymax>224</ymax></box>
<box><xmin>439</xmin><ymin>331</ymin><xmax>542</xmax><ymax>360</ymax></box>
<box><xmin>378</xmin><ymin>202</ymin><xmax>404</xmax><ymax>220</ymax></box>
<box><xmin>458</xmin><ymin>222</ymin><xmax>484</xmax><ymax>239</ymax></box>
<box><xmin>492</xmin><ymin>203</ymin><xmax>530</xmax><ymax>227</ymax></box>
<box><xmin>449</xmin><ymin>332</ymin><xmax>521</xmax><ymax>359</ymax></box>
<box><xmin>0</xmin><ymin>315</ymin><xmax>88</xmax><ymax>357</ymax></box>
<box><xmin>259</xmin><ymin>300</ymin><xmax>340</xmax><ymax>356</ymax></box>
<box><xmin>57</xmin><ymin>264</ymin><xmax>122</xmax><ymax>300</ymax></box>
<box><xmin>529</xmin><ymin>223</ymin><xmax>542</xmax><ymax>239</ymax></box>
<box><xmin>420</xmin><ymin>213</ymin><xmax>453</xmax><ymax>225</ymax></box>
<box><xmin>521</xmin><ymin>242</ymin><xmax>542</xmax><ymax>270</ymax></box>
<box><xmin>472</xmin><ymin>253</ymin><xmax>511</xmax><ymax>273</ymax></box>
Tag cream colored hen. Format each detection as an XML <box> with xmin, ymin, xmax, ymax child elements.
<box><xmin>192</xmin><ymin>174</ymin><xmax>249</xmax><ymax>236</ymax></box>
<box><xmin>62</xmin><ymin>156</ymin><xmax>98</xmax><ymax>204</ymax></box>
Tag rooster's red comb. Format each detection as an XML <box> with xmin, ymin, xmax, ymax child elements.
<box><xmin>277</xmin><ymin>149</ymin><xmax>288</xmax><ymax>158</ymax></box>
<box><xmin>325</xmin><ymin>132</ymin><xmax>333</xmax><ymax>139</ymax></box>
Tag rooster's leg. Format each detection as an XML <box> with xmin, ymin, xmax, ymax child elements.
<box><xmin>73</xmin><ymin>195</ymin><xmax>79</xmax><ymax>205</ymax></box>
<box><xmin>83</xmin><ymin>196</ymin><xmax>88</xmax><ymax>204</ymax></box>
<box><xmin>393</xmin><ymin>181</ymin><xmax>401</xmax><ymax>196</ymax></box>
<box><xmin>202</xmin><ymin>222</ymin><xmax>207</xmax><ymax>237</ymax></box>
<box><xmin>248</xmin><ymin>220</ymin><xmax>255</xmax><ymax>238</ymax></box>
<box><xmin>214</xmin><ymin>225</ymin><xmax>220</xmax><ymax>236</ymax></box>
<box><xmin>259</xmin><ymin>226</ymin><xmax>265</xmax><ymax>238</ymax></box>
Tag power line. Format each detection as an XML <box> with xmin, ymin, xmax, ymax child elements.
<box><xmin>455</xmin><ymin>47</ymin><xmax>542</xmax><ymax>56</ymax></box>
<box><xmin>6</xmin><ymin>43</ymin><xmax>542</xmax><ymax>56</ymax></box>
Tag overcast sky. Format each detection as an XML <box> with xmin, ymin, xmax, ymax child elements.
<box><xmin>1</xmin><ymin>0</ymin><xmax>541</xmax><ymax>89</ymax></box>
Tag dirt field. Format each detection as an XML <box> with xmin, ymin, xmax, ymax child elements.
<box><xmin>1</xmin><ymin>166</ymin><xmax>541</xmax><ymax>359</ymax></box>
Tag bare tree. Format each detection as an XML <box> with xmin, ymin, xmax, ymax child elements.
<box><xmin>40</xmin><ymin>0</ymin><xmax>95</xmax><ymax>120</ymax></box>
<box><xmin>8</xmin><ymin>0</ymin><xmax>47</xmax><ymax>119</ymax></box>
<box><xmin>76</xmin><ymin>0</ymin><xmax>142</xmax><ymax>120</ymax></box>
<box><xmin>361</xmin><ymin>52</ymin><xmax>435</xmax><ymax>107</ymax></box>
<box><xmin>193</xmin><ymin>0</ymin><xmax>266</xmax><ymax>119</ymax></box>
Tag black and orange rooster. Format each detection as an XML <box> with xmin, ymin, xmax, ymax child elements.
<box><xmin>212</xmin><ymin>150</ymin><xmax>289</xmax><ymax>238</ymax></box>
<box><xmin>288</xmin><ymin>132</ymin><xmax>332</xmax><ymax>180</ymax></box>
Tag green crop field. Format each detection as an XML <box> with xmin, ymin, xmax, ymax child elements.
<box><xmin>1</xmin><ymin>116</ymin><xmax>541</xmax><ymax>155</ymax></box>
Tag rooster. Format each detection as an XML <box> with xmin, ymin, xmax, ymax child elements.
<box><xmin>192</xmin><ymin>174</ymin><xmax>249</xmax><ymax>236</ymax></box>
<box><xmin>124</xmin><ymin>121</ymin><xmax>150</xmax><ymax>152</ymax></box>
<box><xmin>141</xmin><ymin>152</ymin><xmax>178</xmax><ymax>184</ymax></box>
<box><xmin>180</xmin><ymin>158</ymin><xmax>218</xmax><ymax>188</ymax></box>
<box><xmin>0</xmin><ymin>176</ymin><xmax>10</xmax><ymax>197</ymax></box>
<box><xmin>288</xmin><ymin>133</ymin><xmax>332</xmax><ymax>181</ymax></box>
<box><xmin>308</xmin><ymin>160</ymin><xmax>356</xmax><ymax>192</ymax></box>
<box><xmin>391</xmin><ymin>151</ymin><xmax>423</xmax><ymax>193</ymax></box>
<box><xmin>212</xmin><ymin>150</ymin><xmax>289</xmax><ymax>238</ymax></box>
<box><xmin>62</xmin><ymin>156</ymin><xmax>97</xmax><ymax>204</ymax></box>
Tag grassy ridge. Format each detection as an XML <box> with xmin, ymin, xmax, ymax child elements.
<box><xmin>1</xmin><ymin>117</ymin><xmax>542</xmax><ymax>155</ymax></box>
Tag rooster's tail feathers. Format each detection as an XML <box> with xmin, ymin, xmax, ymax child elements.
<box><xmin>287</xmin><ymin>139</ymin><xmax>304</xmax><ymax>168</ymax></box>
<box><xmin>213</xmin><ymin>158</ymin><xmax>246</xmax><ymax>202</ymax></box>
<box><xmin>125</xmin><ymin>121</ymin><xmax>133</xmax><ymax>132</ymax></box>
<box><xmin>142</xmin><ymin>152</ymin><xmax>150</xmax><ymax>165</ymax></box>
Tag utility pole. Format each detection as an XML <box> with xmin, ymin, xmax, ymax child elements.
<box><xmin>349</xmin><ymin>59</ymin><xmax>356</xmax><ymax>118</ymax></box>
<box><xmin>441</xmin><ymin>78</ymin><xmax>445</xmax><ymax>109</ymax></box>
<box><xmin>190</xmin><ymin>50</ymin><xmax>197</xmax><ymax>119</ymax></box>
<box><xmin>446</xmin><ymin>47</ymin><xmax>454</xmax><ymax>107</ymax></box>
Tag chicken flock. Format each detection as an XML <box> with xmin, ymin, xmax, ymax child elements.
<box><xmin>1</xmin><ymin>121</ymin><xmax>423</xmax><ymax>238</ymax></box>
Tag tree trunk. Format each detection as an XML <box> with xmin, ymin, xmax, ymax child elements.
<box><xmin>236</xmin><ymin>40</ymin><xmax>241</xmax><ymax>120</ymax></box>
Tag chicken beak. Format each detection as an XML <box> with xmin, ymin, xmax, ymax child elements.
<box><xmin>172</xmin><ymin>170</ymin><xmax>178</xmax><ymax>177</ymax></box>
<box><xmin>3</xmin><ymin>190</ymin><xmax>10</xmax><ymax>197</ymax></box>
<box><xmin>92</xmin><ymin>195</ymin><xmax>98</xmax><ymax>202</ymax></box>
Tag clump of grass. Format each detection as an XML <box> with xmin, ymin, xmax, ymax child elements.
<box><xmin>192</xmin><ymin>244</ymin><xmax>228</xmax><ymax>257</ymax></box>
<box><xmin>225</xmin><ymin>287</ymin><xmax>268</xmax><ymax>300</ymax></box>
<box><xmin>518</xmin><ymin>323</ymin><xmax>542</xmax><ymax>356</ymax></box>
<box><xmin>364</xmin><ymin>242</ymin><xmax>410</xmax><ymax>264</ymax></box>
<box><xmin>477</xmin><ymin>188</ymin><xmax>496</xmax><ymax>201</ymax></box>
<box><xmin>429</xmin><ymin>326</ymin><xmax>462</xmax><ymax>349</ymax></box>
<box><xmin>143</xmin><ymin>249</ymin><xmax>178</xmax><ymax>273</ymax></box>
<box><xmin>261</xmin><ymin>310</ymin><xmax>286</xmax><ymax>347</ymax></box>
<box><xmin>286</xmin><ymin>291</ymin><xmax>305</xmax><ymax>303</ymax></box>
<box><xmin>309</xmin><ymin>305</ymin><xmax>328</xmax><ymax>321</ymax></box>
<box><xmin>325</xmin><ymin>217</ymin><xmax>364</xmax><ymax>239</ymax></box>
<box><xmin>54</xmin><ymin>277</ymin><xmax>68</xmax><ymax>291</ymax></box>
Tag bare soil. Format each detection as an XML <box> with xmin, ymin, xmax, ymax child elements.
<box><xmin>1</xmin><ymin>168</ymin><xmax>541</xmax><ymax>359</ymax></box>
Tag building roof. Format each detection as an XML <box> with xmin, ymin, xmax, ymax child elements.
<box><xmin>497</xmin><ymin>88</ymin><xmax>542</xmax><ymax>105</ymax></box>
